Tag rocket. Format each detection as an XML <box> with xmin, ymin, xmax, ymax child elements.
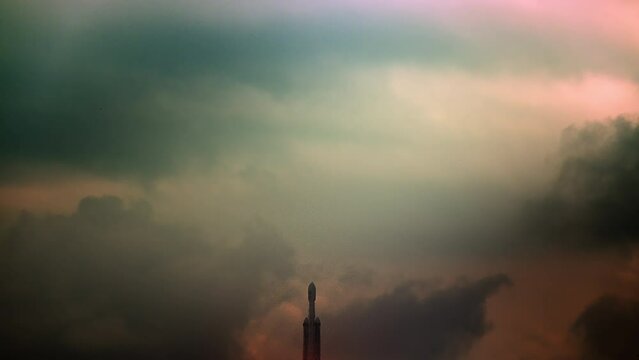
<box><xmin>303</xmin><ymin>282</ymin><xmax>321</xmax><ymax>360</ymax></box>
<box><xmin>308</xmin><ymin>282</ymin><xmax>316</xmax><ymax>321</ymax></box>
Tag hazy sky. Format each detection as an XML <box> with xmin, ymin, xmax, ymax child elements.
<box><xmin>2</xmin><ymin>1</ymin><xmax>639</xmax><ymax>359</ymax></box>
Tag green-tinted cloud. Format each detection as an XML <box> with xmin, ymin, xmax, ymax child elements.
<box><xmin>2</xmin><ymin>1</ymin><xmax>636</xmax><ymax>181</ymax></box>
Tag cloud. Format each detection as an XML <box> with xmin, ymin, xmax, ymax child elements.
<box><xmin>0</xmin><ymin>196</ymin><xmax>294</xmax><ymax>359</ymax></box>
<box><xmin>338</xmin><ymin>266</ymin><xmax>374</xmax><ymax>287</ymax></box>
<box><xmin>3</xmin><ymin>0</ymin><xmax>637</xmax><ymax>182</ymax></box>
<box><xmin>525</xmin><ymin>117</ymin><xmax>639</xmax><ymax>247</ymax></box>
<box><xmin>0</xmin><ymin>3</ymin><xmax>298</xmax><ymax>180</ymax></box>
<box><xmin>324</xmin><ymin>274</ymin><xmax>511</xmax><ymax>360</ymax></box>
<box><xmin>572</xmin><ymin>295</ymin><xmax>639</xmax><ymax>359</ymax></box>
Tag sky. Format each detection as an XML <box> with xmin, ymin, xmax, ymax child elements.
<box><xmin>1</xmin><ymin>0</ymin><xmax>639</xmax><ymax>359</ymax></box>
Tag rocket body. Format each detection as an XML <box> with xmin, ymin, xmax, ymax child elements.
<box><xmin>303</xmin><ymin>282</ymin><xmax>321</xmax><ymax>360</ymax></box>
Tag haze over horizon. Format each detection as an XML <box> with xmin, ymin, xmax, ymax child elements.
<box><xmin>2</xmin><ymin>1</ymin><xmax>639</xmax><ymax>359</ymax></box>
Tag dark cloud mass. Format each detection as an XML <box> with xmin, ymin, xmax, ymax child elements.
<box><xmin>572</xmin><ymin>295</ymin><xmax>639</xmax><ymax>360</ymax></box>
<box><xmin>0</xmin><ymin>196</ymin><xmax>294</xmax><ymax>360</ymax></box>
<box><xmin>0</xmin><ymin>1</ymin><xmax>454</xmax><ymax>181</ymax></box>
<box><xmin>325</xmin><ymin>274</ymin><xmax>511</xmax><ymax>360</ymax></box>
<box><xmin>0</xmin><ymin>13</ymin><xmax>271</xmax><ymax>181</ymax></box>
<box><xmin>0</xmin><ymin>4</ymin><xmax>291</xmax><ymax>180</ymax></box>
<box><xmin>526</xmin><ymin>117</ymin><xmax>639</xmax><ymax>247</ymax></box>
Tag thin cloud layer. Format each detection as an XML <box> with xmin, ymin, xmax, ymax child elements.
<box><xmin>325</xmin><ymin>274</ymin><xmax>511</xmax><ymax>360</ymax></box>
<box><xmin>0</xmin><ymin>196</ymin><xmax>294</xmax><ymax>360</ymax></box>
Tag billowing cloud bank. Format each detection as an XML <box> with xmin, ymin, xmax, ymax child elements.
<box><xmin>325</xmin><ymin>274</ymin><xmax>511</xmax><ymax>360</ymax></box>
<box><xmin>527</xmin><ymin>117</ymin><xmax>639</xmax><ymax>247</ymax></box>
<box><xmin>0</xmin><ymin>196</ymin><xmax>293</xmax><ymax>360</ymax></box>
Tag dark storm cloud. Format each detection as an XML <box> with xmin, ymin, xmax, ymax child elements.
<box><xmin>572</xmin><ymin>295</ymin><xmax>639</xmax><ymax>359</ymax></box>
<box><xmin>0</xmin><ymin>8</ymin><xmax>276</xmax><ymax>180</ymax></box>
<box><xmin>325</xmin><ymin>274</ymin><xmax>511</xmax><ymax>360</ymax></box>
<box><xmin>525</xmin><ymin>117</ymin><xmax>639</xmax><ymax>247</ymax></box>
<box><xmin>0</xmin><ymin>196</ymin><xmax>294</xmax><ymax>360</ymax></box>
<box><xmin>0</xmin><ymin>2</ymin><xmax>454</xmax><ymax>180</ymax></box>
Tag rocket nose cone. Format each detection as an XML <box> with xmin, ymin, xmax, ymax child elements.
<box><xmin>308</xmin><ymin>282</ymin><xmax>316</xmax><ymax>301</ymax></box>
